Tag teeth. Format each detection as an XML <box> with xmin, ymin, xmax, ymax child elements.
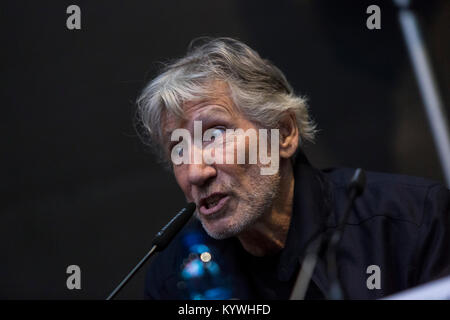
<box><xmin>205</xmin><ymin>195</ymin><xmax>221</xmax><ymax>208</ymax></box>
<box><xmin>207</xmin><ymin>199</ymin><xmax>218</xmax><ymax>208</ymax></box>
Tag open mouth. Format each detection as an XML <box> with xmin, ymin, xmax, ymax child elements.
<box><xmin>199</xmin><ymin>193</ymin><xmax>230</xmax><ymax>216</ymax></box>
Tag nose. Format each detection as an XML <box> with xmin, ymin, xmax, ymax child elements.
<box><xmin>187</xmin><ymin>162</ymin><xmax>217</xmax><ymax>187</ymax></box>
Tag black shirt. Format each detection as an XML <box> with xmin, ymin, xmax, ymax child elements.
<box><xmin>236</xmin><ymin>244</ymin><xmax>323</xmax><ymax>299</ymax></box>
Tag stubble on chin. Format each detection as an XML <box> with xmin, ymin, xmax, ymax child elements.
<box><xmin>198</xmin><ymin>169</ymin><xmax>281</xmax><ymax>240</ymax></box>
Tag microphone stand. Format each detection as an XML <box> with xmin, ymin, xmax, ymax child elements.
<box><xmin>289</xmin><ymin>233</ymin><xmax>325</xmax><ymax>300</ymax></box>
<box><xmin>106</xmin><ymin>202</ymin><xmax>196</xmax><ymax>300</ymax></box>
<box><xmin>394</xmin><ymin>0</ymin><xmax>450</xmax><ymax>187</ymax></box>
<box><xmin>325</xmin><ymin>169</ymin><xmax>365</xmax><ymax>299</ymax></box>
<box><xmin>106</xmin><ymin>245</ymin><xmax>157</xmax><ymax>300</ymax></box>
<box><xmin>290</xmin><ymin>168</ymin><xmax>366</xmax><ymax>300</ymax></box>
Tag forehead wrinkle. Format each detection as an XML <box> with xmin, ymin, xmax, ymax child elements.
<box><xmin>193</xmin><ymin>105</ymin><xmax>234</xmax><ymax>122</ymax></box>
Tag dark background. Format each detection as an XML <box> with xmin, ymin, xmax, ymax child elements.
<box><xmin>1</xmin><ymin>0</ymin><xmax>449</xmax><ymax>299</ymax></box>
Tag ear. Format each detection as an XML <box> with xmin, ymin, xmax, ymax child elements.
<box><xmin>278</xmin><ymin>112</ymin><xmax>299</xmax><ymax>159</ymax></box>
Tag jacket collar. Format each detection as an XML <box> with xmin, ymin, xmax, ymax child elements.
<box><xmin>276</xmin><ymin>150</ymin><xmax>333</xmax><ymax>294</ymax></box>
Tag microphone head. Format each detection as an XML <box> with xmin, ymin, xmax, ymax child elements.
<box><xmin>348</xmin><ymin>168</ymin><xmax>366</xmax><ymax>197</ymax></box>
<box><xmin>152</xmin><ymin>202</ymin><xmax>196</xmax><ymax>251</ymax></box>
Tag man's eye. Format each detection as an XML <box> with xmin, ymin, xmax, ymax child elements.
<box><xmin>209</xmin><ymin>127</ymin><xmax>226</xmax><ymax>142</ymax></box>
<box><xmin>173</xmin><ymin>145</ymin><xmax>184</xmax><ymax>157</ymax></box>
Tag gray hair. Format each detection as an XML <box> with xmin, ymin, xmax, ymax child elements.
<box><xmin>136</xmin><ymin>37</ymin><xmax>316</xmax><ymax>162</ymax></box>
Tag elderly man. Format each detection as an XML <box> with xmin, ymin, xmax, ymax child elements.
<box><xmin>137</xmin><ymin>38</ymin><xmax>450</xmax><ymax>299</ymax></box>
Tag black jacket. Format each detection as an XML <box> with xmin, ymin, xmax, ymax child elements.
<box><xmin>145</xmin><ymin>154</ymin><xmax>450</xmax><ymax>299</ymax></box>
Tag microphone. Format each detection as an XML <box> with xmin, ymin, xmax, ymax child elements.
<box><xmin>347</xmin><ymin>168</ymin><xmax>366</xmax><ymax>198</ymax></box>
<box><xmin>152</xmin><ymin>202</ymin><xmax>197</xmax><ymax>250</ymax></box>
<box><xmin>106</xmin><ymin>202</ymin><xmax>196</xmax><ymax>300</ymax></box>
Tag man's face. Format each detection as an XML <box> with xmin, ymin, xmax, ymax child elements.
<box><xmin>162</xmin><ymin>83</ymin><xmax>281</xmax><ymax>239</ymax></box>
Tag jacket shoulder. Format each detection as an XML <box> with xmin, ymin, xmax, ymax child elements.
<box><xmin>323</xmin><ymin>167</ymin><xmax>442</xmax><ymax>189</ymax></box>
<box><xmin>322</xmin><ymin>167</ymin><xmax>448</xmax><ymax>226</ymax></box>
<box><xmin>322</xmin><ymin>167</ymin><xmax>450</xmax><ymax>293</ymax></box>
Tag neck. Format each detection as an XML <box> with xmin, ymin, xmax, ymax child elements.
<box><xmin>237</xmin><ymin>159</ymin><xmax>295</xmax><ymax>257</ymax></box>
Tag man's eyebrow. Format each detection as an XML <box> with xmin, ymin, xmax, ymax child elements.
<box><xmin>194</xmin><ymin>106</ymin><xmax>232</xmax><ymax>121</ymax></box>
<box><xmin>163</xmin><ymin>106</ymin><xmax>233</xmax><ymax>143</ymax></box>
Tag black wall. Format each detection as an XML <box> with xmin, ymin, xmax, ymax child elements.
<box><xmin>2</xmin><ymin>0</ymin><xmax>449</xmax><ymax>299</ymax></box>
